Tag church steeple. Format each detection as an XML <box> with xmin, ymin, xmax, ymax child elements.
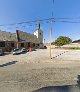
<box><xmin>38</xmin><ymin>20</ymin><xmax>40</xmax><ymax>30</ymax></box>
<box><xmin>34</xmin><ymin>19</ymin><xmax>43</xmax><ymax>43</ymax></box>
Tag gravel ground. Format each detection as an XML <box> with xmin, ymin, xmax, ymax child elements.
<box><xmin>0</xmin><ymin>48</ymin><xmax>80</xmax><ymax>92</ymax></box>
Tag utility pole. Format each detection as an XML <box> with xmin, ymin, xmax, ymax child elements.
<box><xmin>16</xmin><ymin>30</ymin><xmax>20</xmax><ymax>48</ymax></box>
<box><xmin>50</xmin><ymin>18</ymin><xmax>52</xmax><ymax>59</ymax></box>
<box><xmin>49</xmin><ymin>0</ymin><xmax>54</xmax><ymax>59</ymax></box>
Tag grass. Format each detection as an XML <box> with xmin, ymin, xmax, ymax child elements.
<box><xmin>64</xmin><ymin>47</ymin><xmax>80</xmax><ymax>50</ymax></box>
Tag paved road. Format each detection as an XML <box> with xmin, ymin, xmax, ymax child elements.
<box><xmin>0</xmin><ymin>49</ymin><xmax>80</xmax><ymax>92</ymax></box>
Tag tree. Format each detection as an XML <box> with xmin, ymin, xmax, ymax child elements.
<box><xmin>52</xmin><ymin>36</ymin><xmax>72</xmax><ymax>46</ymax></box>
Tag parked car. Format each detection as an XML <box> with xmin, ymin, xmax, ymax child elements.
<box><xmin>12</xmin><ymin>48</ymin><xmax>21</xmax><ymax>55</ymax></box>
<box><xmin>21</xmin><ymin>48</ymin><xmax>27</xmax><ymax>53</ymax></box>
<box><xmin>44</xmin><ymin>46</ymin><xmax>47</xmax><ymax>49</ymax></box>
<box><xmin>40</xmin><ymin>46</ymin><xmax>47</xmax><ymax>49</ymax></box>
<box><xmin>0</xmin><ymin>49</ymin><xmax>4</xmax><ymax>56</ymax></box>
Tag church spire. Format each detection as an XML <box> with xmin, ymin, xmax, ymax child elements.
<box><xmin>38</xmin><ymin>19</ymin><xmax>40</xmax><ymax>29</ymax></box>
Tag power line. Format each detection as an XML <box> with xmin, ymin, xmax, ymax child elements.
<box><xmin>55</xmin><ymin>20</ymin><xmax>80</xmax><ymax>23</ymax></box>
<box><xmin>1</xmin><ymin>17</ymin><xmax>80</xmax><ymax>27</ymax></box>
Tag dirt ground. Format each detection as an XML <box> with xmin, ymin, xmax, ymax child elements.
<box><xmin>0</xmin><ymin>48</ymin><xmax>80</xmax><ymax>92</ymax></box>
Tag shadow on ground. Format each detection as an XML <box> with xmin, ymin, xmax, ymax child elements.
<box><xmin>0</xmin><ymin>61</ymin><xmax>18</xmax><ymax>67</ymax></box>
<box><xmin>33</xmin><ymin>75</ymin><xmax>80</xmax><ymax>92</ymax></box>
<box><xmin>33</xmin><ymin>85</ymin><xmax>80</xmax><ymax>92</ymax></box>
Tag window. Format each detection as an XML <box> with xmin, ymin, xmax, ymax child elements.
<box><xmin>21</xmin><ymin>43</ymin><xmax>24</xmax><ymax>47</ymax></box>
<box><xmin>40</xmin><ymin>33</ymin><xmax>41</xmax><ymax>35</ymax></box>
<box><xmin>28</xmin><ymin>42</ymin><xmax>30</xmax><ymax>47</ymax></box>
<box><xmin>0</xmin><ymin>41</ymin><xmax>5</xmax><ymax>47</ymax></box>
<box><xmin>37</xmin><ymin>44</ymin><xmax>39</xmax><ymax>46</ymax></box>
<box><xmin>33</xmin><ymin>43</ymin><xmax>35</xmax><ymax>47</ymax></box>
<box><xmin>11</xmin><ymin>43</ymin><xmax>14</xmax><ymax>47</ymax></box>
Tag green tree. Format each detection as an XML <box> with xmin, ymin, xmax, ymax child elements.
<box><xmin>52</xmin><ymin>36</ymin><xmax>72</xmax><ymax>46</ymax></box>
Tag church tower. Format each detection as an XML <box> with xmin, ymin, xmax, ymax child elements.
<box><xmin>37</xmin><ymin>20</ymin><xmax>43</xmax><ymax>43</ymax></box>
<box><xmin>34</xmin><ymin>20</ymin><xmax>43</xmax><ymax>44</ymax></box>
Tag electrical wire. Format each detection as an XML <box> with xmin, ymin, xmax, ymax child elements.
<box><xmin>0</xmin><ymin>17</ymin><xmax>80</xmax><ymax>27</ymax></box>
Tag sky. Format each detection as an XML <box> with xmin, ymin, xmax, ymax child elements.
<box><xmin>0</xmin><ymin>0</ymin><xmax>80</xmax><ymax>42</ymax></box>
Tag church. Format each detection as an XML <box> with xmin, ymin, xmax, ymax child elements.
<box><xmin>0</xmin><ymin>21</ymin><xmax>44</xmax><ymax>52</ymax></box>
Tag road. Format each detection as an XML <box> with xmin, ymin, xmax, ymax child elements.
<box><xmin>0</xmin><ymin>49</ymin><xmax>80</xmax><ymax>92</ymax></box>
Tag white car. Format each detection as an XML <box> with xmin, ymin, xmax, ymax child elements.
<box><xmin>21</xmin><ymin>48</ymin><xmax>27</xmax><ymax>53</ymax></box>
<box><xmin>12</xmin><ymin>48</ymin><xmax>21</xmax><ymax>55</ymax></box>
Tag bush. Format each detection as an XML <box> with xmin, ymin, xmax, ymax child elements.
<box><xmin>52</xmin><ymin>36</ymin><xmax>72</xmax><ymax>46</ymax></box>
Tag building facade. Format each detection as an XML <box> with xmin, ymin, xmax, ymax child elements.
<box><xmin>0</xmin><ymin>21</ymin><xmax>44</xmax><ymax>52</ymax></box>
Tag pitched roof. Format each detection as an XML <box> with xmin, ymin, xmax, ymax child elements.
<box><xmin>18</xmin><ymin>31</ymin><xmax>40</xmax><ymax>43</ymax></box>
<box><xmin>0</xmin><ymin>31</ymin><xmax>17</xmax><ymax>41</ymax></box>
